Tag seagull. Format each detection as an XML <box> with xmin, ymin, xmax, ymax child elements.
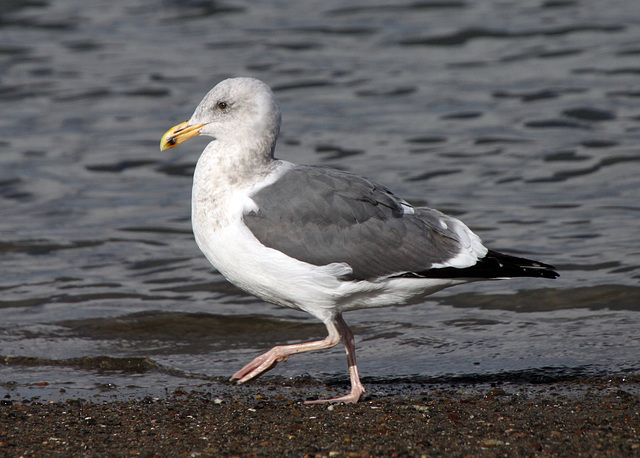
<box><xmin>160</xmin><ymin>77</ymin><xmax>558</xmax><ymax>403</ymax></box>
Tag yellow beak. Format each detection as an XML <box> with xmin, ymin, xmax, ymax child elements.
<box><xmin>160</xmin><ymin>121</ymin><xmax>207</xmax><ymax>151</ymax></box>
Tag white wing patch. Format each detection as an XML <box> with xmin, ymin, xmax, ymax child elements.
<box><xmin>432</xmin><ymin>217</ymin><xmax>488</xmax><ymax>269</ymax></box>
<box><xmin>400</xmin><ymin>200</ymin><xmax>415</xmax><ymax>215</ymax></box>
<box><xmin>243</xmin><ymin>197</ymin><xmax>259</xmax><ymax>214</ymax></box>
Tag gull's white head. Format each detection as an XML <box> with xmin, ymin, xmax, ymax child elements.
<box><xmin>160</xmin><ymin>77</ymin><xmax>281</xmax><ymax>156</ymax></box>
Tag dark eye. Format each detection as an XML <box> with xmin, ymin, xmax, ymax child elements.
<box><xmin>217</xmin><ymin>101</ymin><xmax>228</xmax><ymax>110</ymax></box>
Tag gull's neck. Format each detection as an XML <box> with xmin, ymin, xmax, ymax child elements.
<box><xmin>191</xmin><ymin>136</ymin><xmax>279</xmax><ymax>229</ymax></box>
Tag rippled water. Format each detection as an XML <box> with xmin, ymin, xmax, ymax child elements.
<box><xmin>1</xmin><ymin>0</ymin><xmax>639</xmax><ymax>401</ymax></box>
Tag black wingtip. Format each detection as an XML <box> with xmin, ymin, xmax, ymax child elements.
<box><xmin>487</xmin><ymin>250</ymin><xmax>560</xmax><ymax>279</ymax></box>
<box><xmin>415</xmin><ymin>250</ymin><xmax>559</xmax><ymax>280</ymax></box>
<box><xmin>536</xmin><ymin>265</ymin><xmax>560</xmax><ymax>279</ymax></box>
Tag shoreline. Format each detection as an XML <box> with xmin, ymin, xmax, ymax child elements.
<box><xmin>2</xmin><ymin>374</ymin><xmax>639</xmax><ymax>456</ymax></box>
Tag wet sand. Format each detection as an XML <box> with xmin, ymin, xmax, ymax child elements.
<box><xmin>2</xmin><ymin>374</ymin><xmax>639</xmax><ymax>456</ymax></box>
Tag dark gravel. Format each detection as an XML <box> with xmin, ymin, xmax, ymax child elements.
<box><xmin>2</xmin><ymin>375</ymin><xmax>639</xmax><ymax>457</ymax></box>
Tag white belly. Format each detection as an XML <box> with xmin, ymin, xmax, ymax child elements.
<box><xmin>192</xmin><ymin>205</ymin><xmax>351</xmax><ymax>321</ymax></box>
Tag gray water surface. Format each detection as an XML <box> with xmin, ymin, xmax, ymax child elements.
<box><xmin>1</xmin><ymin>0</ymin><xmax>639</xmax><ymax>402</ymax></box>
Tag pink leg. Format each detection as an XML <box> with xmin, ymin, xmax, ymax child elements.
<box><xmin>230</xmin><ymin>314</ymin><xmax>366</xmax><ymax>404</ymax></box>
<box><xmin>230</xmin><ymin>319</ymin><xmax>342</xmax><ymax>384</ymax></box>
<box><xmin>305</xmin><ymin>314</ymin><xmax>365</xmax><ymax>404</ymax></box>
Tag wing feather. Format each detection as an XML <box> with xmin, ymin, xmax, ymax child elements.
<box><xmin>243</xmin><ymin>166</ymin><xmax>475</xmax><ymax>280</ymax></box>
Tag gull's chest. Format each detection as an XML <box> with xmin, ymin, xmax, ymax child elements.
<box><xmin>190</xmin><ymin>184</ymin><xmax>260</xmax><ymax>281</ymax></box>
<box><xmin>190</xmin><ymin>153</ymin><xmax>258</xmax><ymax>232</ymax></box>
<box><xmin>191</xmin><ymin>168</ymin><xmax>257</xmax><ymax>240</ymax></box>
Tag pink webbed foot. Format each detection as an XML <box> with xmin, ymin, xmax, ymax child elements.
<box><xmin>230</xmin><ymin>321</ymin><xmax>343</xmax><ymax>384</ymax></box>
<box><xmin>304</xmin><ymin>383</ymin><xmax>365</xmax><ymax>404</ymax></box>
<box><xmin>230</xmin><ymin>346</ymin><xmax>291</xmax><ymax>384</ymax></box>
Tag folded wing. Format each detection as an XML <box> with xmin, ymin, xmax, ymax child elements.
<box><xmin>244</xmin><ymin>165</ymin><xmax>502</xmax><ymax>281</ymax></box>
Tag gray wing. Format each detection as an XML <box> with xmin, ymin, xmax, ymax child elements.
<box><xmin>243</xmin><ymin>165</ymin><xmax>468</xmax><ymax>281</ymax></box>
